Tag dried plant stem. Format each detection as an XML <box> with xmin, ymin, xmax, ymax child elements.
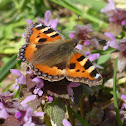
<box><xmin>80</xmin><ymin>96</ymin><xmax>84</xmax><ymax>118</ymax></box>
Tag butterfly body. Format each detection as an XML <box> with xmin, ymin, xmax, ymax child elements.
<box><xmin>18</xmin><ymin>22</ymin><xmax>103</xmax><ymax>86</ymax></box>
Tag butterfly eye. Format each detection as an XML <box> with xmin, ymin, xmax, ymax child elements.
<box><xmin>72</xmin><ymin>39</ymin><xmax>79</xmax><ymax>47</ymax></box>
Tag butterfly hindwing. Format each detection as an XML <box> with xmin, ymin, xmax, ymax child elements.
<box><xmin>66</xmin><ymin>49</ymin><xmax>102</xmax><ymax>86</ymax></box>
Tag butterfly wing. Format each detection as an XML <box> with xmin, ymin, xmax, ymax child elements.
<box><xmin>25</xmin><ymin>22</ymin><xmax>64</xmax><ymax>44</ymax></box>
<box><xmin>18</xmin><ymin>22</ymin><xmax>67</xmax><ymax>81</ymax></box>
<box><xmin>66</xmin><ymin>49</ymin><xmax>103</xmax><ymax>86</ymax></box>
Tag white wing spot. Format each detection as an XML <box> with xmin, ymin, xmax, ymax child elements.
<box><xmin>95</xmin><ymin>73</ymin><xmax>100</xmax><ymax>79</ymax></box>
<box><xmin>35</xmin><ymin>24</ymin><xmax>42</xmax><ymax>27</ymax></box>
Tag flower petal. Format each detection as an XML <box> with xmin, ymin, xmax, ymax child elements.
<box><xmin>101</xmin><ymin>0</ymin><xmax>116</xmax><ymax>13</ymax></box>
<box><xmin>34</xmin><ymin>112</ymin><xmax>45</xmax><ymax>117</ymax></box>
<box><xmin>62</xmin><ymin>119</ymin><xmax>72</xmax><ymax>126</ymax></box>
<box><xmin>105</xmin><ymin>32</ymin><xmax>115</xmax><ymax>40</ymax></box>
<box><xmin>44</xmin><ymin>10</ymin><xmax>51</xmax><ymax>25</ymax></box>
<box><xmin>48</xmin><ymin>96</ymin><xmax>53</xmax><ymax>102</ymax></box>
<box><xmin>32</xmin><ymin>77</ymin><xmax>44</xmax><ymax>88</ymax></box>
<box><xmin>15</xmin><ymin>111</ymin><xmax>22</xmax><ymax>118</ymax></box>
<box><xmin>21</xmin><ymin>95</ymin><xmax>36</xmax><ymax>107</ymax></box>
<box><xmin>13</xmin><ymin>83</ymin><xmax>19</xmax><ymax>91</ymax></box>
<box><xmin>85</xmin><ymin>51</ymin><xmax>91</xmax><ymax>56</ymax></box>
<box><xmin>38</xmin><ymin>90</ymin><xmax>43</xmax><ymax>96</ymax></box>
<box><xmin>76</xmin><ymin>44</ymin><xmax>82</xmax><ymax>50</ymax></box>
<box><xmin>50</xmin><ymin>19</ymin><xmax>58</xmax><ymax>30</ymax></box>
<box><xmin>18</xmin><ymin>75</ymin><xmax>26</xmax><ymax>84</ymax></box>
<box><xmin>25</xmin><ymin>19</ymin><xmax>33</xmax><ymax>25</ymax></box>
<box><xmin>121</xmin><ymin>20</ymin><xmax>126</xmax><ymax>26</ymax></box>
<box><xmin>84</xmin><ymin>41</ymin><xmax>90</xmax><ymax>46</ymax></box>
<box><xmin>88</xmin><ymin>53</ymin><xmax>100</xmax><ymax>61</ymax></box>
<box><xmin>0</xmin><ymin>102</ymin><xmax>9</xmax><ymax>119</ymax></box>
<box><xmin>69</xmin><ymin>33</ymin><xmax>75</xmax><ymax>39</ymax></box>
<box><xmin>10</xmin><ymin>69</ymin><xmax>22</xmax><ymax>76</ymax></box>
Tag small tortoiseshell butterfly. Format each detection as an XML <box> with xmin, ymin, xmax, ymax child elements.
<box><xmin>18</xmin><ymin>22</ymin><xmax>103</xmax><ymax>86</ymax></box>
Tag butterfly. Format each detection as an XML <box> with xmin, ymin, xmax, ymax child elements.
<box><xmin>18</xmin><ymin>22</ymin><xmax>103</xmax><ymax>86</ymax></box>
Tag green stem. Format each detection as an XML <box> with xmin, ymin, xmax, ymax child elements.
<box><xmin>84</xmin><ymin>13</ymin><xmax>108</xmax><ymax>28</ymax></box>
<box><xmin>113</xmin><ymin>58</ymin><xmax>122</xmax><ymax>126</ymax></box>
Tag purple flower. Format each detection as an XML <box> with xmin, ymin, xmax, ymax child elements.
<box><xmin>76</xmin><ymin>44</ymin><xmax>82</xmax><ymax>50</ymax></box>
<box><xmin>103</xmin><ymin>32</ymin><xmax>120</xmax><ymax>51</ymax></box>
<box><xmin>0</xmin><ymin>102</ymin><xmax>9</xmax><ymax>119</ymax></box>
<box><xmin>15</xmin><ymin>111</ymin><xmax>22</xmax><ymax>119</ymax></box>
<box><xmin>0</xmin><ymin>91</ymin><xmax>14</xmax><ymax>102</ymax></box>
<box><xmin>10</xmin><ymin>69</ymin><xmax>26</xmax><ymax>91</ymax></box>
<box><xmin>69</xmin><ymin>24</ymin><xmax>99</xmax><ymax>49</ymax></box>
<box><xmin>21</xmin><ymin>95</ymin><xmax>36</xmax><ymax>108</ymax></box>
<box><xmin>85</xmin><ymin>51</ymin><xmax>100</xmax><ymax>61</ymax></box>
<box><xmin>32</xmin><ymin>77</ymin><xmax>44</xmax><ymax>96</ymax></box>
<box><xmin>24</xmin><ymin>108</ymin><xmax>35</xmax><ymax>126</ymax></box>
<box><xmin>84</xmin><ymin>41</ymin><xmax>90</xmax><ymax>46</ymax></box>
<box><xmin>69</xmin><ymin>24</ymin><xmax>93</xmax><ymax>40</ymax></box>
<box><xmin>67</xmin><ymin>82</ymin><xmax>80</xmax><ymax>101</ymax></box>
<box><xmin>0</xmin><ymin>91</ymin><xmax>44</xmax><ymax>126</ymax></box>
<box><xmin>101</xmin><ymin>0</ymin><xmax>126</xmax><ymax>26</ymax></box>
<box><xmin>101</xmin><ymin>0</ymin><xmax>116</xmax><ymax>13</ymax></box>
<box><xmin>121</xmin><ymin>94</ymin><xmax>126</xmax><ymax>110</ymax></box>
<box><xmin>48</xmin><ymin>96</ymin><xmax>53</xmax><ymax>102</ymax></box>
<box><xmin>26</xmin><ymin>19</ymin><xmax>33</xmax><ymax>25</ymax></box>
<box><xmin>37</xmin><ymin>10</ymin><xmax>58</xmax><ymax>30</ymax></box>
<box><xmin>103</xmin><ymin>32</ymin><xmax>126</xmax><ymax>72</ymax></box>
<box><xmin>62</xmin><ymin>119</ymin><xmax>72</xmax><ymax>126</ymax></box>
<box><xmin>34</xmin><ymin>112</ymin><xmax>45</xmax><ymax>117</ymax></box>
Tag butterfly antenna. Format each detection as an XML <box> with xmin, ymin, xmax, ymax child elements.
<box><xmin>77</xmin><ymin>14</ymin><xmax>80</xmax><ymax>24</ymax></box>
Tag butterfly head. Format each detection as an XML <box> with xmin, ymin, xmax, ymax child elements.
<box><xmin>72</xmin><ymin>39</ymin><xmax>80</xmax><ymax>47</ymax></box>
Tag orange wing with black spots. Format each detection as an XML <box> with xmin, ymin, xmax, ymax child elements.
<box><xmin>66</xmin><ymin>50</ymin><xmax>103</xmax><ymax>86</ymax></box>
<box><xmin>25</xmin><ymin>23</ymin><xmax>62</xmax><ymax>44</ymax></box>
<box><xmin>18</xmin><ymin>22</ymin><xmax>103</xmax><ymax>86</ymax></box>
<box><xmin>30</xmin><ymin>64</ymin><xmax>66</xmax><ymax>81</ymax></box>
<box><xmin>18</xmin><ymin>22</ymin><xmax>63</xmax><ymax>63</ymax></box>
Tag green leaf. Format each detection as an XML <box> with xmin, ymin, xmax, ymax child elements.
<box><xmin>83</xmin><ymin>85</ymin><xmax>94</xmax><ymax>96</ymax></box>
<box><xmin>97</xmin><ymin>54</ymin><xmax>110</xmax><ymax>65</ymax></box>
<box><xmin>68</xmin><ymin>106</ymin><xmax>91</xmax><ymax>126</ymax></box>
<box><xmin>44</xmin><ymin>98</ymin><xmax>66</xmax><ymax>126</ymax></box>
<box><xmin>0</xmin><ymin>54</ymin><xmax>19</xmax><ymax>82</ymax></box>
<box><xmin>51</xmin><ymin>0</ymin><xmax>81</xmax><ymax>15</ymax></box>
<box><xmin>113</xmin><ymin>58</ymin><xmax>122</xmax><ymax>126</ymax></box>
<box><xmin>69</xmin><ymin>0</ymin><xmax>106</xmax><ymax>12</ymax></box>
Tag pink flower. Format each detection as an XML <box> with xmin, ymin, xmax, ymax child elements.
<box><xmin>103</xmin><ymin>32</ymin><xmax>120</xmax><ymax>51</ymax></box>
<box><xmin>69</xmin><ymin>24</ymin><xmax>99</xmax><ymax>49</ymax></box>
<box><xmin>101</xmin><ymin>0</ymin><xmax>116</xmax><ymax>13</ymax></box>
<box><xmin>10</xmin><ymin>69</ymin><xmax>26</xmax><ymax>91</ymax></box>
<box><xmin>0</xmin><ymin>102</ymin><xmax>9</xmax><ymax>119</ymax></box>
<box><xmin>21</xmin><ymin>95</ymin><xmax>36</xmax><ymax>108</ymax></box>
<box><xmin>32</xmin><ymin>77</ymin><xmax>44</xmax><ymax>96</ymax></box>
<box><xmin>101</xmin><ymin>0</ymin><xmax>126</xmax><ymax>26</ymax></box>
<box><xmin>103</xmin><ymin>32</ymin><xmax>126</xmax><ymax>72</ymax></box>
<box><xmin>85</xmin><ymin>51</ymin><xmax>100</xmax><ymax>61</ymax></box>
<box><xmin>37</xmin><ymin>10</ymin><xmax>58</xmax><ymax>30</ymax></box>
<box><xmin>67</xmin><ymin>82</ymin><xmax>80</xmax><ymax>101</ymax></box>
<box><xmin>62</xmin><ymin>119</ymin><xmax>72</xmax><ymax>126</ymax></box>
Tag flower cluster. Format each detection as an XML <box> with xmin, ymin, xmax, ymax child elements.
<box><xmin>101</xmin><ymin>0</ymin><xmax>126</xmax><ymax>72</ymax></box>
<box><xmin>0</xmin><ymin>92</ymin><xmax>44</xmax><ymax>126</ymax></box>
<box><xmin>101</xmin><ymin>0</ymin><xmax>126</xmax><ymax>26</ymax></box>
